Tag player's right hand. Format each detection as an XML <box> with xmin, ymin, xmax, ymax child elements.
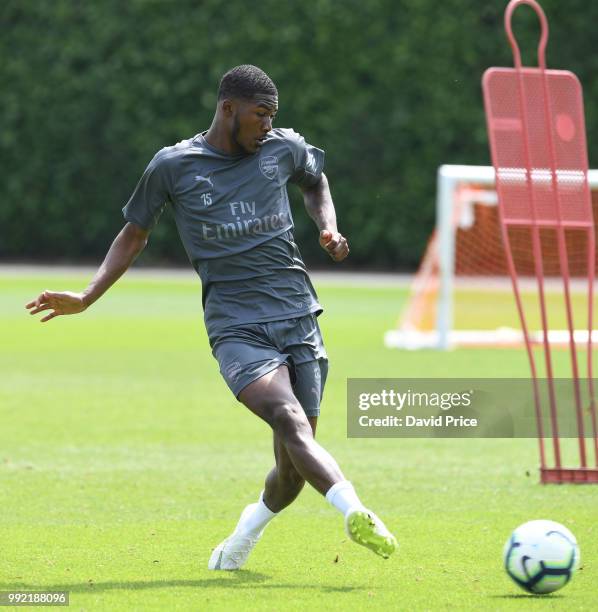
<box><xmin>25</xmin><ymin>290</ymin><xmax>88</xmax><ymax>323</ymax></box>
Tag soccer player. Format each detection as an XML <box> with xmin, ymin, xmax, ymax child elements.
<box><xmin>26</xmin><ymin>65</ymin><xmax>397</xmax><ymax>570</ymax></box>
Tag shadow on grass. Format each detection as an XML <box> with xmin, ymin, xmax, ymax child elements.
<box><xmin>489</xmin><ymin>593</ymin><xmax>565</xmax><ymax>599</ymax></box>
<box><xmin>0</xmin><ymin>571</ymin><xmax>359</xmax><ymax>594</ymax></box>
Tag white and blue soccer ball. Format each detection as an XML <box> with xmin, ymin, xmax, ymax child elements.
<box><xmin>503</xmin><ymin>520</ymin><xmax>580</xmax><ymax>594</ymax></box>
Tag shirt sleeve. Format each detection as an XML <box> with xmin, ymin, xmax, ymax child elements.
<box><xmin>285</xmin><ymin>129</ymin><xmax>325</xmax><ymax>188</ymax></box>
<box><xmin>122</xmin><ymin>149</ymin><xmax>174</xmax><ymax>230</ymax></box>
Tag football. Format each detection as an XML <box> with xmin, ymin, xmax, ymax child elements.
<box><xmin>503</xmin><ymin>520</ymin><xmax>580</xmax><ymax>594</ymax></box>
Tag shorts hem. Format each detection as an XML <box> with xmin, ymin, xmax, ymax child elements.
<box><xmin>232</xmin><ymin>358</ymin><xmax>291</xmax><ymax>400</ymax></box>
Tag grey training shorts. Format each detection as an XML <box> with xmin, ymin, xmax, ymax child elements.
<box><xmin>211</xmin><ymin>314</ymin><xmax>328</xmax><ymax>417</ymax></box>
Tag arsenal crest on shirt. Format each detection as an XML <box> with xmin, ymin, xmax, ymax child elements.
<box><xmin>259</xmin><ymin>155</ymin><xmax>278</xmax><ymax>180</ymax></box>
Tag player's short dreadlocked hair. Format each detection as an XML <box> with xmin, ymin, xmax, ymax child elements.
<box><xmin>218</xmin><ymin>65</ymin><xmax>278</xmax><ymax>101</ymax></box>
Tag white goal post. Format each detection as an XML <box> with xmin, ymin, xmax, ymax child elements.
<box><xmin>385</xmin><ymin>164</ymin><xmax>598</xmax><ymax>350</ymax></box>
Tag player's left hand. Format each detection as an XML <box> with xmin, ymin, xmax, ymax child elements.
<box><xmin>319</xmin><ymin>230</ymin><xmax>349</xmax><ymax>262</ymax></box>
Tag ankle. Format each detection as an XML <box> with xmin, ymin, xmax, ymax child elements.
<box><xmin>237</xmin><ymin>491</ymin><xmax>278</xmax><ymax>537</ymax></box>
<box><xmin>325</xmin><ymin>480</ymin><xmax>368</xmax><ymax>516</ymax></box>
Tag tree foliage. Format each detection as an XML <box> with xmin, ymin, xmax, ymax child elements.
<box><xmin>2</xmin><ymin>0</ymin><xmax>598</xmax><ymax>269</ymax></box>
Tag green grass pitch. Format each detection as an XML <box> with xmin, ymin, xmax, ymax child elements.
<box><xmin>1</xmin><ymin>271</ymin><xmax>597</xmax><ymax>611</ymax></box>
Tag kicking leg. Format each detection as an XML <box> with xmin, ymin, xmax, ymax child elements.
<box><xmin>240</xmin><ymin>365</ymin><xmax>342</xmax><ymax>494</ymax></box>
<box><xmin>241</xmin><ymin>366</ymin><xmax>397</xmax><ymax>558</ymax></box>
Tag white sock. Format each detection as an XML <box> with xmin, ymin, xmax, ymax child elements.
<box><xmin>237</xmin><ymin>491</ymin><xmax>278</xmax><ymax>537</ymax></box>
<box><xmin>325</xmin><ymin>480</ymin><xmax>368</xmax><ymax>517</ymax></box>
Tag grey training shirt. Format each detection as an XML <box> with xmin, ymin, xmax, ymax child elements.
<box><xmin>123</xmin><ymin>128</ymin><xmax>324</xmax><ymax>342</ymax></box>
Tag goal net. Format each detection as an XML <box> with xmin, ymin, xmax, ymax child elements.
<box><xmin>385</xmin><ymin>164</ymin><xmax>598</xmax><ymax>350</ymax></box>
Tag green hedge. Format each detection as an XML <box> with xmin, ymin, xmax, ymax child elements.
<box><xmin>2</xmin><ymin>0</ymin><xmax>598</xmax><ymax>269</ymax></box>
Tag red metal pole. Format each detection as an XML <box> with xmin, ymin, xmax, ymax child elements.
<box><xmin>505</xmin><ymin>0</ymin><xmax>561</xmax><ymax>469</ymax></box>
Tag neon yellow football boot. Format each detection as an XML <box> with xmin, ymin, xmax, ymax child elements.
<box><xmin>345</xmin><ymin>510</ymin><xmax>398</xmax><ymax>559</ymax></box>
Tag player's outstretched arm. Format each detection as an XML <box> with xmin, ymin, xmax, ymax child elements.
<box><xmin>26</xmin><ymin>222</ymin><xmax>150</xmax><ymax>323</ymax></box>
<box><xmin>300</xmin><ymin>173</ymin><xmax>349</xmax><ymax>262</ymax></box>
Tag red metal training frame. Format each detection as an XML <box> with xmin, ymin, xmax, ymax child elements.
<box><xmin>482</xmin><ymin>0</ymin><xmax>598</xmax><ymax>483</ymax></box>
